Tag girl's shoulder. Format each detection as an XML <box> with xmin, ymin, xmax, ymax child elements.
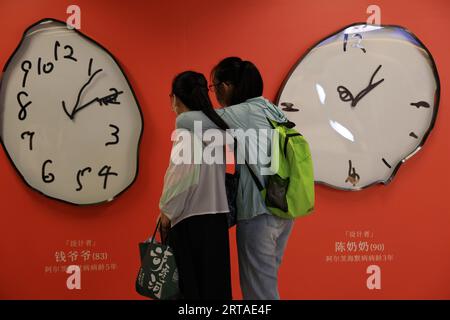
<box><xmin>176</xmin><ymin>111</ymin><xmax>217</xmax><ymax>131</ymax></box>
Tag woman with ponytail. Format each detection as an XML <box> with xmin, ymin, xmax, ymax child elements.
<box><xmin>177</xmin><ymin>58</ymin><xmax>293</xmax><ymax>300</ymax></box>
<box><xmin>159</xmin><ymin>71</ymin><xmax>232</xmax><ymax>300</ymax></box>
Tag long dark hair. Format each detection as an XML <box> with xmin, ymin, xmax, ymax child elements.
<box><xmin>212</xmin><ymin>57</ymin><xmax>263</xmax><ymax>106</ymax></box>
<box><xmin>172</xmin><ymin>71</ymin><xmax>229</xmax><ymax>130</ymax></box>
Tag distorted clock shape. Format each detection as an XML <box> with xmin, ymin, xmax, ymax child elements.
<box><xmin>0</xmin><ymin>18</ymin><xmax>143</xmax><ymax>205</ymax></box>
<box><xmin>277</xmin><ymin>23</ymin><xmax>439</xmax><ymax>190</ymax></box>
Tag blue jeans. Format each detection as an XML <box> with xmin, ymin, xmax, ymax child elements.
<box><xmin>236</xmin><ymin>213</ymin><xmax>294</xmax><ymax>300</ymax></box>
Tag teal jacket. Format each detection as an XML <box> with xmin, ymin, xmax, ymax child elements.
<box><xmin>176</xmin><ymin>96</ymin><xmax>288</xmax><ymax>221</ymax></box>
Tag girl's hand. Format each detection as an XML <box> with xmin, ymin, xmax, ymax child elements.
<box><xmin>160</xmin><ymin>212</ymin><xmax>171</xmax><ymax>229</ymax></box>
<box><xmin>159</xmin><ymin>212</ymin><xmax>171</xmax><ymax>245</ymax></box>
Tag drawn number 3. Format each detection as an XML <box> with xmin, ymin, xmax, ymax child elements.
<box><xmin>106</xmin><ymin>124</ymin><xmax>120</xmax><ymax>146</ymax></box>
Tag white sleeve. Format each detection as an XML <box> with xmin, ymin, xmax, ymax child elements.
<box><xmin>159</xmin><ymin>130</ymin><xmax>201</xmax><ymax>221</ymax></box>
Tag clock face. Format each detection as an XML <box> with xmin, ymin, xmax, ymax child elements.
<box><xmin>0</xmin><ymin>19</ymin><xmax>143</xmax><ymax>205</ymax></box>
<box><xmin>276</xmin><ymin>24</ymin><xmax>439</xmax><ymax>190</ymax></box>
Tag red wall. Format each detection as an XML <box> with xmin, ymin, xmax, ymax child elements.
<box><xmin>0</xmin><ymin>0</ymin><xmax>449</xmax><ymax>299</ymax></box>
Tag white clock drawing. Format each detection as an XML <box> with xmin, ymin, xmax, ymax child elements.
<box><xmin>277</xmin><ymin>23</ymin><xmax>439</xmax><ymax>190</ymax></box>
<box><xmin>0</xmin><ymin>18</ymin><xmax>143</xmax><ymax>205</ymax></box>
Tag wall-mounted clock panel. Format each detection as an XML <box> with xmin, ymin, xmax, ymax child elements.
<box><xmin>0</xmin><ymin>19</ymin><xmax>143</xmax><ymax>205</ymax></box>
<box><xmin>277</xmin><ymin>24</ymin><xmax>439</xmax><ymax>190</ymax></box>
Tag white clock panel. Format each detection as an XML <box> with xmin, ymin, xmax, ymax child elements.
<box><xmin>0</xmin><ymin>19</ymin><xmax>143</xmax><ymax>205</ymax></box>
<box><xmin>277</xmin><ymin>24</ymin><xmax>439</xmax><ymax>190</ymax></box>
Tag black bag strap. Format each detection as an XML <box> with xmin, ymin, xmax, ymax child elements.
<box><xmin>151</xmin><ymin>218</ymin><xmax>161</xmax><ymax>244</ymax></box>
<box><xmin>142</xmin><ymin>218</ymin><xmax>164</xmax><ymax>263</ymax></box>
<box><xmin>149</xmin><ymin>217</ymin><xmax>170</xmax><ymax>245</ymax></box>
<box><xmin>244</xmin><ymin>158</ymin><xmax>264</xmax><ymax>191</ymax></box>
<box><xmin>228</xmin><ymin>135</ymin><xmax>264</xmax><ymax>191</ymax></box>
<box><xmin>202</xmin><ymin>112</ymin><xmax>265</xmax><ymax>192</ymax></box>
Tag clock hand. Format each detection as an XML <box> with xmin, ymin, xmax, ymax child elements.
<box><xmin>62</xmin><ymin>100</ymin><xmax>73</xmax><ymax>119</ymax></box>
<box><xmin>345</xmin><ymin>160</ymin><xmax>360</xmax><ymax>186</ymax></box>
<box><xmin>71</xmin><ymin>68</ymin><xmax>103</xmax><ymax>114</ymax></box>
<box><xmin>61</xmin><ymin>68</ymin><xmax>103</xmax><ymax>120</ymax></box>
<box><xmin>71</xmin><ymin>88</ymin><xmax>124</xmax><ymax>119</ymax></box>
<box><xmin>97</xmin><ymin>88</ymin><xmax>123</xmax><ymax>106</ymax></box>
<box><xmin>351</xmin><ymin>64</ymin><xmax>384</xmax><ymax>107</ymax></box>
<box><xmin>337</xmin><ymin>85</ymin><xmax>355</xmax><ymax>103</ymax></box>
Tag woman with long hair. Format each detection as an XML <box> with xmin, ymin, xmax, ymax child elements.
<box><xmin>159</xmin><ymin>71</ymin><xmax>232</xmax><ymax>300</ymax></box>
<box><xmin>177</xmin><ymin>58</ymin><xmax>293</xmax><ymax>300</ymax></box>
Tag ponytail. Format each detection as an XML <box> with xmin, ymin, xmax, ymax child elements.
<box><xmin>171</xmin><ymin>71</ymin><xmax>230</xmax><ymax>131</ymax></box>
<box><xmin>212</xmin><ymin>57</ymin><xmax>263</xmax><ymax>105</ymax></box>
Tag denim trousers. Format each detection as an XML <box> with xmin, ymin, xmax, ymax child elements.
<box><xmin>236</xmin><ymin>213</ymin><xmax>294</xmax><ymax>300</ymax></box>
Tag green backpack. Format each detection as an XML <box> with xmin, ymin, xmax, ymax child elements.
<box><xmin>248</xmin><ymin>119</ymin><xmax>315</xmax><ymax>219</ymax></box>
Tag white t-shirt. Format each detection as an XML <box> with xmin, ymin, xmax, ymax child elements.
<box><xmin>159</xmin><ymin>126</ymin><xmax>229</xmax><ymax>227</ymax></box>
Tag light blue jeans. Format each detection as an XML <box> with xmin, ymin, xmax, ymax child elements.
<box><xmin>236</xmin><ymin>213</ymin><xmax>294</xmax><ymax>300</ymax></box>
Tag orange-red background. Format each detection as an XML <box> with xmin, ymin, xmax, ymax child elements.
<box><xmin>0</xmin><ymin>0</ymin><xmax>449</xmax><ymax>299</ymax></box>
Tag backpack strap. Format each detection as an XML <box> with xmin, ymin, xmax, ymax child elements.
<box><xmin>200</xmin><ymin>111</ymin><xmax>266</xmax><ymax>192</ymax></box>
<box><xmin>244</xmin><ymin>159</ymin><xmax>264</xmax><ymax>192</ymax></box>
<box><xmin>266</xmin><ymin>117</ymin><xmax>296</xmax><ymax>129</ymax></box>
<box><xmin>230</xmin><ymin>135</ymin><xmax>264</xmax><ymax>192</ymax></box>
